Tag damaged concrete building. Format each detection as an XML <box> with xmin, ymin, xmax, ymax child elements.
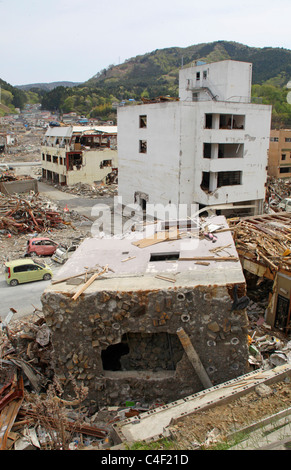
<box><xmin>41</xmin><ymin>125</ymin><xmax>117</xmax><ymax>186</ymax></box>
<box><xmin>41</xmin><ymin>215</ymin><xmax>250</xmax><ymax>406</ymax></box>
<box><xmin>117</xmin><ymin>60</ymin><xmax>272</xmax><ymax>217</ymax></box>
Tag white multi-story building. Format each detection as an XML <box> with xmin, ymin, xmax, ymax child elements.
<box><xmin>41</xmin><ymin>125</ymin><xmax>118</xmax><ymax>186</ymax></box>
<box><xmin>117</xmin><ymin>60</ymin><xmax>272</xmax><ymax>217</ymax></box>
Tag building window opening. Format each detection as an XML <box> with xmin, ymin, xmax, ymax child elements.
<box><xmin>139</xmin><ymin>115</ymin><xmax>147</xmax><ymax>128</ymax></box>
<box><xmin>100</xmin><ymin>159</ymin><xmax>112</xmax><ymax>168</ymax></box>
<box><xmin>281</xmin><ymin>154</ymin><xmax>286</xmax><ymax>161</ymax></box>
<box><xmin>196</xmin><ymin>72</ymin><xmax>200</xmax><ymax>81</ymax></box>
<box><xmin>139</xmin><ymin>140</ymin><xmax>147</xmax><ymax>153</ymax></box>
<box><xmin>279</xmin><ymin>167</ymin><xmax>291</xmax><ymax>174</ymax></box>
<box><xmin>219</xmin><ymin>114</ymin><xmax>245</xmax><ymax>130</ymax></box>
<box><xmin>203</xmin><ymin>70</ymin><xmax>207</xmax><ymax>80</ymax></box>
<box><xmin>101</xmin><ymin>333</ymin><xmax>184</xmax><ymax>372</ymax></box>
<box><xmin>201</xmin><ymin>172</ymin><xmax>210</xmax><ymax>191</ymax></box>
<box><xmin>205</xmin><ymin>114</ymin><xmax>213</xmax><ymax>129</ymax></box>
<box><xmin>140</xmin><ymin>198</ymin><xmax>147</xmax><ymax>211</ymax></box>
<box><xmin>203</xmin><ymin>143</ymin><xmax>212</xmax><ymax>158</ymax></box>
<box><xmin>67</xmin><ymin>153</ymin><xmax>83</xmax><ymax>170</ymax></box>
<box><xmin>275</xmin><ymin>295</ymin><xmax>290</xmax><ymax>331</ymax></box>
<box><xmin>217</xmin><ymin>171</ymin><xmax>242</xmax><ymax>187</ymax></box>
<box><xmin>218</xmin><ymin>143</ymin><xmax>244</xmax><ymax>159</ymax></box>
<box><xmin>53</xmin><ymin>156</ymin><xmax>58</xmax><ymax>164</ymax></box>
<box><xmin>150</xmin><ymin>252</ymin><xmax>180</xmax><ymax>262</ymax></box>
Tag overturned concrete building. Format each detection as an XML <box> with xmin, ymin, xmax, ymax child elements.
<box><xmin>42</xmin><ymin>216</ymin><xmax>250</xmax><ymax>406</ymax></box>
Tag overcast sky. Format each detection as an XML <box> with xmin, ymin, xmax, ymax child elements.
<box><xmin>1</xmin><ymin>0</ymin><xmax>291</xmax><ymax>86</ymax></box>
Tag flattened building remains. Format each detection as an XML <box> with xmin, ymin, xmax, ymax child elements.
<box><xmin>42</xmin><ymin>216</ymin><xmax>250</xmax><ymax>406</ymax></box>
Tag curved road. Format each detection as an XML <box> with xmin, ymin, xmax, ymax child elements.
<box><xmin>0</xmin><ymin>181</ymin><xmax>115</xmax><ymax>321</ymax></box>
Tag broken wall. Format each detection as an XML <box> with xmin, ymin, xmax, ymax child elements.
<box><xmin>41</xmin><ymin>283</ymin><xmax>250</xmax><ymax>407</ymax></box>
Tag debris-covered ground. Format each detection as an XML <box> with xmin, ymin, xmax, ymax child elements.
<box><xmin>0</xmin><ymin>191</ymin><xmax>91</xmax><ymax>270</ymax></box>
<box><xmin>1</xmin><ymin>274</ymin><xmax>290</xmax><ymax>450</ymax></box>
<box><xmin>42</xmin><ymin>180</ymin><xmax>118</xmax><ymax>198</ymax></box>
<box><xmin>168</xmin><ymin>379</ymin><xmax>291</xmax><ymax>449</ymax></box>
<box><xmin>265</xmin><ymin>176</ymin><xmax>291</xmax><ymax>212</ymax></box>
<box><xmin>0</xmin><ymin>128</ymin><xmax>45</xmax><ymax>164</ymax></box>
<box><xmin>0</xmin><ymin>135</ymin><xmax>291</xmax><ymax>450</ymax></box>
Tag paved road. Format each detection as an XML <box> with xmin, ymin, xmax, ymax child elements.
<box><xmin>0</xmin><ymin>181</ymin><xmax>115</xmax><ymax>322</ymax></box>
<box><xmin>38</xmin><ymin>181</ymin><xmax>115</xmax><ymax>220</ymax></box>
<box><xmin>0</xmin><ymin>268</ymin><xmax>60</xmax><ymax>320</ymax></box>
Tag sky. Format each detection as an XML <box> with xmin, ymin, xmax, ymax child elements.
<box><xmin>1</xmin><ymin>0</ymin><xmax>291</xmax><ymax>86</ymax></box>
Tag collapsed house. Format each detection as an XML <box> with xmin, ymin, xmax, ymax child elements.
<box><xmin>41</xmin><ymin>125</ymin><xmax>117</xmax><ymax>186</ymax></box>
<box><xmin>41</xmin><ymin>215</ymin><xmax>251</xmax><ymax>406</ymax></box>
<box><xmin>231</xmin><ymin>212</ymin><xmax>291</xmax><ymax>334</ymax></box>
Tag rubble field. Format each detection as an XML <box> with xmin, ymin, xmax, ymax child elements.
<box><xmin>0</xmin><ymin>151</ymin><xmax>291</xmax><ymax>449</ymax></box>
<box><xmin>168</xmin><ymin>379</ymin><xmax>291</xmax><ymax>449</ymax></box>
<box><xmin>0</xmin><ymin>128</ymin><xmax>45</xmax><ymax>164</ymax></box>
<box><xmin>0</xmin><ymin>191</ymin><xmax>92</xmax><ymax>269</ymax></box>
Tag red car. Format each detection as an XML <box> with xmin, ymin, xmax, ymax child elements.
<box><xmin>26</xmin><ymin>237</ymin><xmax>58</xmax><ymax>257</ymax></box>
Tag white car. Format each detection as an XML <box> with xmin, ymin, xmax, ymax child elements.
<box><xmin>51</xmin><ymin>243</ymin><xmax>79</xmax><ymax>264</ymax></box>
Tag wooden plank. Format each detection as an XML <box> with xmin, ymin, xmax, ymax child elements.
<box><xmin>132</xmin><ymin>228</ymin><xmax>181</xmax><ymax>248</ymax></box>
<box><xmin>177</xmin><ymin>327</ymin><xmax>213</xmax><ymax>389</ymax></box>
<box><xmin>155</xmin><ymin>275</ymin><xmax>176</xmax><ymax>283</ymax></box>
<box><xmin>0</xmin><ymin>376</ymin><xmax>24</xmax><ymax>450</ymax></box>
<box><xmin>121</xmin><ymin>256</ymin><xmax>136</xmax><ymax>262</ymax></box>
<box><xmin>51</xmin><ymin>269</ymin><xmax>97</xmax><ymax>285</ymax></box>
<box><xmin>72</xmin><ymin>267</ymin><xmax>108</xmax><ymax>300</ymax></box>
<box><xmin>179</xmin><ymin>256</ymin><xmax>239</xmax><ymax>262</ymax></box>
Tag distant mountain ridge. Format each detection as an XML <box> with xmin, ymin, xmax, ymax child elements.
<box><xmin>1</xmin><ymin>41</ymin><xmax>291</xmax><ymax>126</ymax></box>
<box><xmin>84</xmin><ymin>40</ymin><xmax>291</xmax><ymax>93</ymax></box>
<box><xmin>16</xmin><ymin>81</ymin><xmax>81</xmax><ymax>91</ymax></box>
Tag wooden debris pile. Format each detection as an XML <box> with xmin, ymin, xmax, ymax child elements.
<box><xmin>56</xmin><ymin>181</ymin><xmax>118</xmax><ymax>198</ymax></box>
<box><xmin>0</xmin><ymin>314</ymin><xmax>109</xmax><ymax>450</ymax></box>
<box><xmin>266</xmin><ymin>176</ymin><xmax>291</xmax><ymax>207</ymax></box>
<box><xmin>229</xmin><ymin>213</ymin><xmax>291</xmax><ymax>273</ymax></box>
<box><xmin>0</xmin><ymin>192</ymin><xmax>69</xmax><ymax>234</ymax></box>
<box><xmin>0</xmin><ymin>171</ymin><xmax>33</xmax><ymax>183</ymax></box>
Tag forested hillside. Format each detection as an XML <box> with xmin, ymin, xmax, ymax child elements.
<box><xmin>1</xmin><ymin>41</ymin><xmax>291</xmax><ymax>126</ymax></box>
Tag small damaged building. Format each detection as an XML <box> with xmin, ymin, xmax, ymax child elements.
<box><xmin>42</xmin><ymin>215</ymin><xmax>250</xmax><ymax>406</ymax></box>
<box><xmin>41</xmin><ymin>125</ymin><xmax>117</xmax><ymax>186</ymax></box>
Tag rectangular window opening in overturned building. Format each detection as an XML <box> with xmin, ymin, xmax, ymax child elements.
<box><xmin>139</xmin><ymin>115</ymin><xmax>147</xmax><ymax>128</ymax></box>
<box><xmin>149</xmin><ymin>252</ymin><xmax>180</xmax><ymax>262</ymax></box>
<box><xmin>139</xmin><ymin>139</ymin><xmax>147</xmax><ymax>153</ymax></box>
<box><xmin>101</xmin><ymin>332</ymin><xmax>184</xmax><ymax>373</ymax></box>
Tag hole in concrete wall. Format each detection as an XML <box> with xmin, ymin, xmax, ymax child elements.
<box><xmin>101</xmin><ymin>342</ymin><xmax>130</xmax><ymax>371</ymax></box>
<box><xmin>101</xmin><ymin>333</ymin><xmax>184</xmax><ymax>372</ymax></box>
<box><xmin>150</xmin><ymin>252</ymin><xmax>180</xmax><ymax>262</ymax></box>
